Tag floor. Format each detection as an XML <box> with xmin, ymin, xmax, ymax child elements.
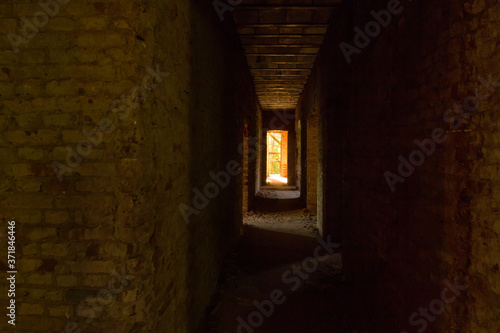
<box><xmin>256</xmin><ymin>188</ymin><xmax>300</xmax><ymax>200</ymax></box>
<box><xmin>197</xmin><ymin>210</ymin><xmax>373</xmax><ymax>333</ymax></box>
<box><xmin>244</xmin><ymin>209</ymin><xmax>318</xmax><ymax>237</ymax></box>
<box><xmin>266</xmin><ymin>174</ymin><xmax>288</xmax><ymax>186</ymax></box>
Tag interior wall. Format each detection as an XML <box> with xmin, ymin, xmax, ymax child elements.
<box><xmin>255</xmin><ymin>105</ymin><xmax>263</xmax><ymax>198</ymax></box>
<box><xmin>306</xmin><ymin>106</ymin><xmax>319</xmax><ymax>213</ymax></box>
<box><xmin>0</xmin><ymin>0</ymin><xmax>258</xmax><ymax>332</ymax></box>
<box><xmin>295</xmin><ymin>101</ymin><xmax>307</xmax><ymax>203</ymax></box>
<box><xmin>137</xmin><ymin>0</ymin><xmax>258</xmax><ymax>331</ymax></box>
<box><xmin>300</xmin><ymin>0</ymin><xmax>500</xmax><ymax>331</ymax></box>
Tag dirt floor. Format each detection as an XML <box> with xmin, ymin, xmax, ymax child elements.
<box><xmin>243</xmin><ymin>209</ymin><xmax>318</xmax><ymax>237</ymax></box>
<box><xmin>256</xmin><ymin>188</ymin><xmax>300</xmax><ymax>200</ymax></box>
<box><xmin>196</xmin><ymin>210</ymin><xmax>374</xmax><ymax>333</ymax></box>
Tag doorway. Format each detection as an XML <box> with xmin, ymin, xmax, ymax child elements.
<box><xmin>266</xmin><ymin>130</ymin><xmax>288</xmax><ymax>185</ymax></box>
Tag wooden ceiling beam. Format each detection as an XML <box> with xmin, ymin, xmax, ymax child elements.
<box><xmin>252</xmin><ymin>68</ymin><xmax>311</xmax><ymax>75</ymax></box>
<box><xmin>254</xmin><ymin>80</ymin><xmax>308</xmax><ymax>83</ymax></box>
<box><xmin>235</xmin><ymin>6</ymin><xmax>336</xmax><ymax>10</ymax></box>
<box><xmin>245</xmin><ymin>51</ymin><xmax>318</xmax><ymax>55</ymax></box>
<box><xmin>258</xmin><ymin>87</ymin><xmax>302</xmax><ymax>89</ymax></box>
<box><xmin>249</xmin><ymin>62</ymin><xmax>314</xmax><ymax>66</ymax></box>
<box><xmin>237</xmin><ymin>23</ymin><xmax>329</xmax><ymax>28</ymax></box>
<box><xmin>250</xmin><ymin>65</ymin><xmax>313</xmax><ymax>70</ymax></box>
<box><xmin>241</xmin><ymin>34</ymin><xmax>324</xmax><ymax>38</ymax></box>
<box><xmin>233</xmin><ymin>3</ymin><xmax>336</xmax><ymax>109</ymax></box>
<box><xmin>243</xmin><ymin>44</ymin><xmax>323</xmax><ymax>47</ymax></box>
<box><xmin>246</xmin><ymin>54</ymin><xmax>315</xmax><ymax>57</ymax></box>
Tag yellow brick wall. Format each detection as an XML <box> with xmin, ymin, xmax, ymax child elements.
<box><xmin>0</xmin><ymin>0</ymin><xmax>257</xmax><ymax>332</ymax></box>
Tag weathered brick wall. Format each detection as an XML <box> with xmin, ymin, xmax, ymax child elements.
<box><xmin>297</xmin><ymin>91</ymin><xmax>320</xmax><ymax>219</ymax></box>
<box><xmin>243</xmin><ymin>107</ymin><xmax>259</xmax><ymax>213</ymax></box>
<box><xmin>300</xmin><ymin>0</ymin><xmax>500</xmax><ymax>331</ymax></box>
<box><xmin>295</xmin><ymin>101</ymin><xmax>307</xmax><ymax>203</ymax></box>
<box><xmin>306</xmin><ymin>109</ymin><xmax>318</xmax><ymax>213</ymax></box>
<box><xmin>465</xmin><ymin>0</ymin><xmax>500</xmax><ymax>331</ymax></box>
<box><xmin>0</xmin><ymin>0</ymin><xmax>257</xmax><ymax>332</ymax></box>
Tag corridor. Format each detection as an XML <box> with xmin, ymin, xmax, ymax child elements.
<box><xmin>198</xmin><ymin>211</ymin><xmax>350</xmax><ymax>333</ymax></box>
<box><xmin>0</xmin><ymin>0</ymin><xmax>499</xmax><ymax>332</ymax></box>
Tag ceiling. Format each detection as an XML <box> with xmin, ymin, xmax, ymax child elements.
<box><xmin>233</xmin><ymin>0</ymin><xmax>341</xmax><ymax>110</ymax></box>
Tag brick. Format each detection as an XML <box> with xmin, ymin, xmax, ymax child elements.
<box><xmin>65</xmin><ymin>288</ymin><xmax>97</xmax><ymax>303</ymax></box>
<box><xmin>14</xmin><ymin>113</ymin><xmax>43</xmax><ymax>129</ymax></box>
<box><xmin>0</xmin><ymin>81</ymin><xmax>16</xmax><ymax>99</ymax></box>
<box><xmin>0</xmin><ymin>19</ymin><xmax>18</xmax><ymax>33</ymax></box>
<box><xmin>48</xmin><ymin>305</ymin><xmax>73</xmax><ymax>317</ymax></box>
<box><xmin>26</xmin><ymin>227</ymin><xmax>57</xmax><ymax>241</ymax></box>
<box><xmin>19</xmin><ymin>288</ymin><xmax>63</xmax><ymax>302</ymax></box>
<box><xmin>18</xmin><ymin>303</ymin><xmax>45</xmax><ymax>316</ymax></box>
<box><xmin>103</xmin><ymin>79</ymin><xmax>136</xmax><ymax>96</ymax></box>
<box><xmin>0</xmin><ymin>148</ymin><xmax>16</xmax><ymax>163</ymax></box>
<box><xmin>46</xmin><ymin>80</ymin><xmax>78</xmax><ymax>96</ymax></box>
<box><xmin>80</xmin><ymin>227</ymin><xmax>114</xmax><ymax>240</ymax></box>
<box><xmin>74</xmin><ymin>32</ymin><xmax>125</xmax><ymax>48</ymax></box>
<box><xmin>3</xmin><ymin>163</ymin><xmax>32</xmax><ymax>177</ymax></box>
<box><xmin>0</xmin><ymin>5</ymin><xmax>11</xmax><ymax>18</ymax></box>
<box><xmin>0</xmin><ymin>178</ymin><xmax>12</xmax><ymax>192</ymax></box>
<box><xmin>43</xmin><ymin>114</ymin><xmax>73</xmax><ymax>127</ymax></box>
<box><xmin>77</xmin><ymin>163</ymin><xmax>116</xmax><ymax>177</ymax></box>
<box><xmin>69</xmin><ymin>260</ymin><xmax>116</xmax><ymax>274</ymax></box>
<box><xmin>16</xmin><ymin>178</ymin><xmax>43</xmax><ymax>192</ymax></box>
<box><xmin>47</xmin><ymin>146</ymin><xmax>70</xmax><ymax>160</ymax></box>
<box><xmin>79</xmin><ymin>16</ymin><xmax>109</xmax><ymax>30</ymax></box>
<box><xmin>100</xmin><ymin>242</ymin><xmax>128</xmax><ymax>257</ymax></box>
<box><xmin>15</xmin><ymin>316</ymin><xmax>66</xmax><ymax>331</ymax></box>
<box><xmin>1</xmin><ymin>194</ymin><xmax>52</xmax><ymax>209</ymax></box>
<box><xmin>47</xmin><ymin>17</ymin><xmax>77</xmax><ymax>31</ymax></box>
<box><xmin>18</xmin><ymin>50</ymin><xmax>47</xmax><ymax>64</ymax></box>
<box><xmin>22</xmin><ymin>243</ymin><xmax>38</xmax><ymax>256</ymax></box>
<box><xmin>0</xmin><ymin>50</ymin><xmax>16</xmax><ymax>64</ymax></box>
<box><xmin>4</xmin><ymin>130</ymin><xmax>60</xmax><ymax>146</ymax></box>
<box><xmin>82</xmin><ymin>274</ymin><xmax>110</xmax><ymax>287</ymax></box>
<box><xmin>10</xmin><ymin>210</ymin><xmax>42</xmax><ymax>224</ymax></box>
<box><xmin>66</xmin><ymin>47</ymin><xmax>99</xmax><ymax>63</ymax></box>
<box><xmin>112</xmin><ymin>18</ymin><xmax>130</xmax><ymax>29</ymax></box>
<box><xmin>76</xmin><ymin>178</ymin><xmax>113</xmax><ymax>192</ymax></box>
<box><xmin>27</xmin><ymin>32</ymin><xmax>73</xmax><ymax>49</ymax></box>
<box><xmin>45</xmin><ymin>210</ymin><xmax>69</xmax><ymax>224</ymax></box>
<box><xmin>56</xmin><ymin>275</ymin><xmax>78</xmax><ymax>287</ymax></box>
<box><xmin>25</xmin><ymin>273</ymin><xmax>53</xmax><ymax>285</ymax></box>
<box><xmin>18</xmin><ymin>147</ymin><xmax>45</xmax><ymax>160</ymax></box>
<box><xmin>41</xmin><ymin>243</ymin><xmax>69</xmax><ymax>257</ymax></box>
<box><xmin>61</xmin><ymin>129</ymin><xmax>87</xmax><ymax>143</ymax></box>
<box><xmin>17</xmin><ymin>259</ymin><xmax>43</xmax><ymax>272</ymax></box>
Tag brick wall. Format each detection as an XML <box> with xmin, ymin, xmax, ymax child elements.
<box><xmin>0</xmin><ymin>0</ymin><xmax>257</xmax><ymax>332</ymax></box>
<box><xmin>300</xmin><ymin>0</ymin><xmax>500</xmax><ymax>331</ymax></box>
<box><xmin>306</xmin><ymin>111</ymin><xmax>318</xmax><ymax>213</ymax></box>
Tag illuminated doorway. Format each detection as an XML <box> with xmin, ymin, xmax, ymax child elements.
<box><xmin>266</xmin><ymin>131</ymin><xmax>288</xmax><ymax>185</ymax></box>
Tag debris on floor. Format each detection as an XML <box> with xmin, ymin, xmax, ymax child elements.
<box><xmin>243</xmin><ymin>209</ymin><xmax>319</xmax><ymax>237</ymax></box>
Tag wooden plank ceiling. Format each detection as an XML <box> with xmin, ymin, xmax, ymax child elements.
<box><xmin>233</xmin><ymin>0</ymin><xmax>341</xmax><ymax>110</ymax></box>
